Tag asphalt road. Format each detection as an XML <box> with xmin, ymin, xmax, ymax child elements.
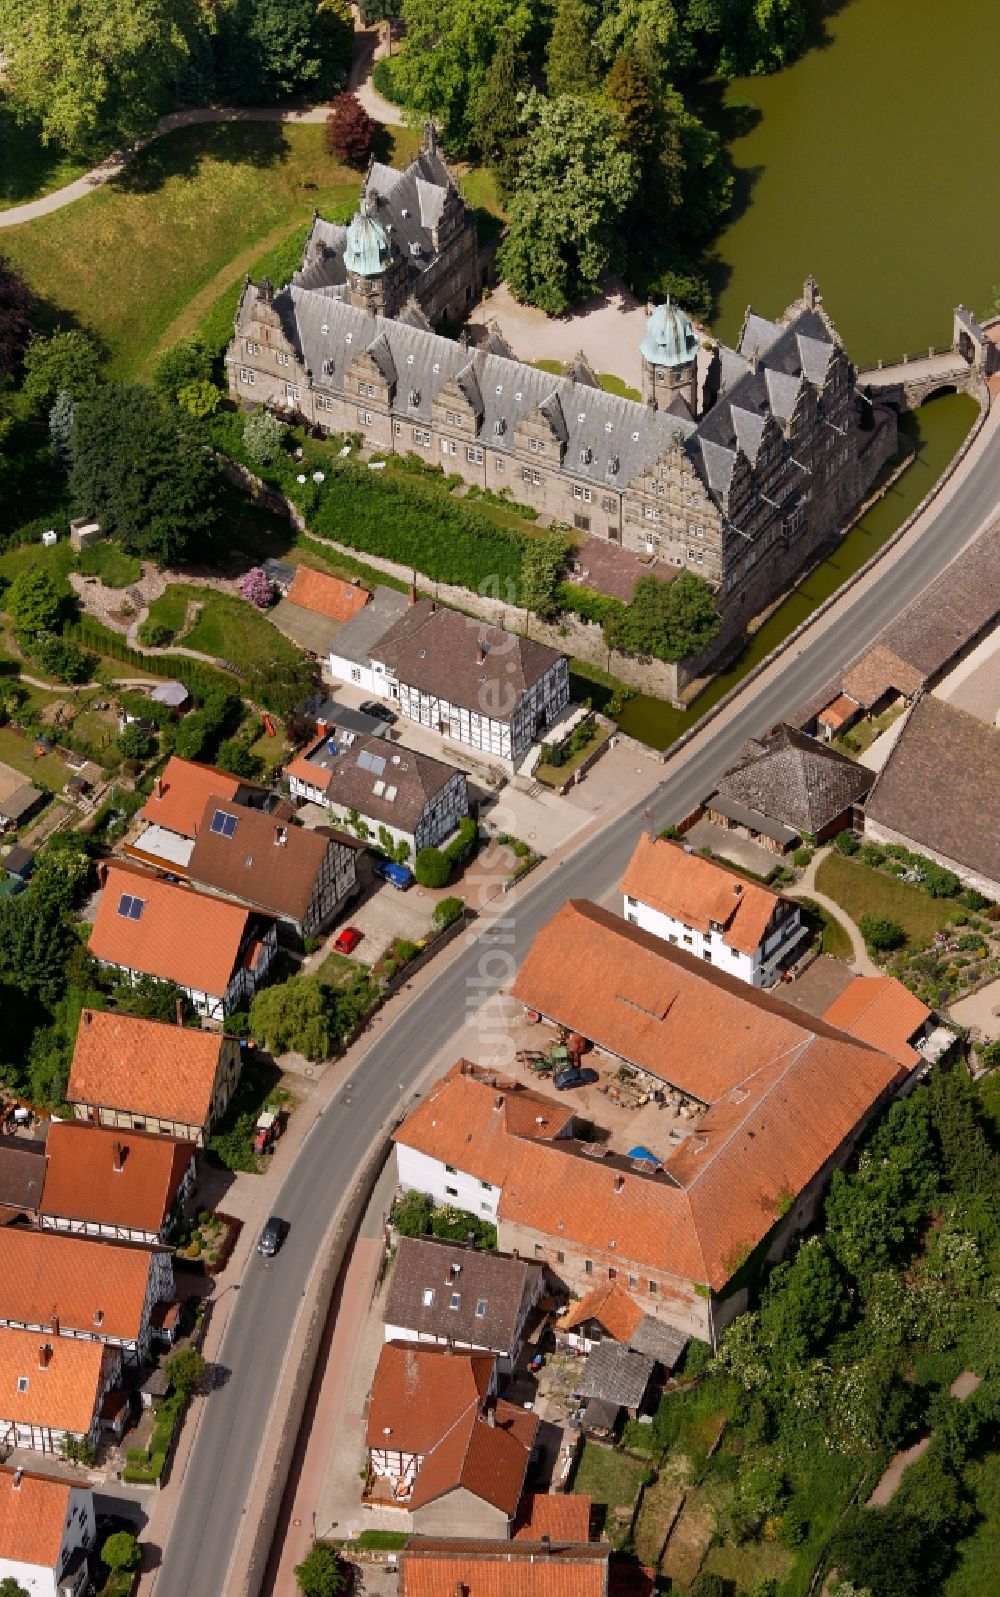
<box><xmin>155</xmin><ymin>432</ymin><xmax>999</xmax><ymax>1597</ymax></box>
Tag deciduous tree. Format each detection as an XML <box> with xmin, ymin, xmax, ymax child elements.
<box><xmin>152</xmin><ymin>337</ymin><xmax>214</xmax><ymax>405</ymax></box>
<box><xmin>0</xmin><ymin>254</ymin><xmax>34</xmax><ymax>379</ymax></box>
<box><xmin>294</xmin><ymin>1542</ymin><xmax>345</xmax><ymax>1597</ymax></box>
<box><xmin>22</xmin><ymin>330</ymin><xmax>101</xmax><ymax>411</ymax></box>
<box><xmin>6</xmin><ymin>567</ymin><xmax>61</xmax><ymax>637</ymax></box>
<box><xmin>250</xmin><ymin>976</ymin><xmax>334</xmax><ymax>1060</ymax></box>
<box><xmin>544</xmin><ymin>0</ymin><xmax>598</xmax><ymax>97</ymax></box>
<box><xmin>390</xmin><ymin>0</ymin><xmax>537</xmax><ymax>154</ymax></box>
<box><xmin>325</xmin><ymin>93</ymin><xmax>376</xmax><ymax>165</ymax></box>
<box><xmin>243</xmin><ymin>406</ymin><xmax>284</xmax><ymax>465</ymax></box>
<box><xmin>101</xmin><ymin>1532</ymin><xmax>142</xmax><ymax>1574</ymax></box>
<box><xmin>602</xmin><ymin>571</ymin><xmax>721</xmax><ymax>663</ymax></box>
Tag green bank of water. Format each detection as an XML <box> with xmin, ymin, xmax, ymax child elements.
<box><xmin>711</xmin><ymin>0</ymin><xmax>1000</xmax><ymax>365</ymax></box>
<box><xmin>607</xmin><ymin>391</ymin><xmax>977</xmax><ymax>750</ymax></box>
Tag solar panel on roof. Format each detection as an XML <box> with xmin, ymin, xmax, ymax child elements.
<box><xmin>210</xmin><ymin>809</ymin><xmax>238</xmax><ymax>839</ymax></box>
<box><xmin>117</xmin><ymin>893</ymin><xmax>145</xmax><ymax>921</ymax></box>
<box><xmin>357</xmin><ymin>750</ymin><xmax>386</xmax><ymax>776</ymax></box>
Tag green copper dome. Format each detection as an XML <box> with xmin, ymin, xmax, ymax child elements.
<box><xmin>640</xmin><ymin>297</ymin><xmax>697</xmax><ymax>367</ymax></box>
<box><xmin>344</xmin><ymin>209</ymin><xmax>391</xmax><ymax>277</ymax></box>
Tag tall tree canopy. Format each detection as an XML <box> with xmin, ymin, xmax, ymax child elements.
<box><xmin>0</xmin><ymin>254</ymin><xmax>34</xmax><ymax>379</ymax></box>
<box><xmin>388</xmin><ymin>0</ymin><xmax>538</xmax><ymax>154</ymax></box>
<box><xmin>497</xmin><ymin>92</ymin><xmax>638</xmax><ymax>315</ymax></box>
<box><xmin>545</xmin><ymin>0</ymin><xmax>599</xmax><ymax>97</ymax></box>
<box><xmin>70</xmin><ymin>382</ymin><xmax>219</xmax><ymax>564</ymax></box>
<box><xmin>470</xmin><ymin>29</ymin><xmax>526</xmax><ymax>197</ymax></box>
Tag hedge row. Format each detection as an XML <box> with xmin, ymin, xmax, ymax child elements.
<box><xmin>65</xmin><ymin>617</ymin><xmax>240</xmax><ymax>702</ymax></box>
<box><xmin>555</xmin><ymin>580</ymin><xmax>624</xmax><ymax>626</ymax></box>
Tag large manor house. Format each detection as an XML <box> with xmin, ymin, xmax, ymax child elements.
<box><xmin>227</xmin><ymin>129</ymin><xmax>890</xmax><ymax>619</ymax></box>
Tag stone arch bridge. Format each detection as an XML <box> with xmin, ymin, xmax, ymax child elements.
<box><xmin>856</xmin><ymin>307</ymin><xmax>999</xmax><ymax>410</ymax></box>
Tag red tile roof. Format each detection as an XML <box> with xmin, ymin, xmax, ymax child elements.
<box><xmin>402</xmin><ymin>1540</ymin><xmax>609</xmax><ymax>1597</ymax></box>
<box><xmin>0</xmin><ymin>1227</ymin><xmax>156</xmax><ymax>1343</ymax></box>
<box><xmin>409</xmin><ymin>1398</ymin><xmax>537</xmax><ymax>1515</ymax></box>
<box><xmin>69</xmin><ymin>1008</ymin><xmax>229</xmax><ymax>1127</ymax></box>
<box><xmin>620</xmin><ymin>833</ymin><xmax>784</xmax><ymax>956</ymax></box>
<box><xmin>560</xmin><ymin>1282</ymin><xmax>644</xmax><ymax>1343</ymax></box>
<box><xmin>367</xmin><ymin>1343</ymin><xmax>495</xmax><ymax>1453</ymax></box>
<box><xmin>288</xmin><ymin>565</ymin><xmax>371</xmax><ymax>623</ymax></box>
<box><xmin>0</xmin><ymin>1465</ymin><xmax>83</xmax><ymax>1568</ymax></box>
<box><xmin>89</xmin><ymin>861</ymin><xmax>268</xmax><ymax>999</ymax></box>
<box><xmin>41</xmin><ymin>1121</ymin><xmax>194</xmax><ymax>1234</ymax></box>
<box><xmin>823</xmin><ymin>976</ymin><xmax>929</xmax><ymax>1067</ymax></box>
<box><xmin>514</xmin><ymin>1492</ymin><xmax>592</xmax><ymax>1541</ymax></box>
<box><xmin>138</xmin><ymin>757</ymin><xmax>244</xmax><ymax>840</ymax></box>
<box><xmin>394</xmin><ymin>1066</ymin><xmax>575</xmax><ymax>1190</ymax></box>
<box><xmin>816</xmin><ymin>694</ymin><xmax>861</xmax><ymax>730</ymax></box>
<box><xmin>0</xmin><ymin>1328</ymin><xmax>114</xmax><ymax>1435</ymax></box>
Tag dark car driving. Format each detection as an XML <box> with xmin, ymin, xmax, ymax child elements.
<box><xmin>258</xmin><ymin>1216</ymin><xmax>288</xmax><ymax>1257</ymax></box>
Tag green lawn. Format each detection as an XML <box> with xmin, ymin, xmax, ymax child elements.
<box><xmin>77</xmin><ymin>542</ymin><xmax>142</xmax><ymax>588</ymax></box>
<box><xmin>797</xmin><ymin>895</ymin><xmax>855</xmax><ymax>961</ymax></box>
<box><xmin>183</xmin><ymin>589</ymin><xmax>301</xmax><ymax>674</ymax></box>
<box><xmin>598</xmin><ymin>372</ymin><xmax>642</xmax><ymax>402</ymax></box>
<box><xmin>0</xmin><ymin>104</ymin><xmax>88</xmax><ymax>210</ymax></box>
<box><xmin>0</xmin><ymin>537</ymin><xmax>77</xmax><ymax>597</ymax></box>
<box><xmin>142</xmin><ymin>586</ymin><xmax>191</xmax><ymax>637</ymax></box>
<box><xmin>1</xmin><ymin>122</ymin><xmax>418</xmax><ymax>379</ymax></box>
<box><xmin>0</xmin><ymin>725</ymin><xmax>69</xmax><ymax>790</ymax></box>
<box><xmin>815</xmin><ymin>853</ymin><xmax>958</xmax><ymax>945</ymax></box>
<box><xmin>571</xmin><ymin>1439</ymin><xmax>647</xmax><ymax>1548</ymax></box>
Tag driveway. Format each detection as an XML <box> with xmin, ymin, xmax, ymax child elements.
<box><xmin>467</xmin><ymin>278</ymin><xmax>650</xmax><ymax>392</ymax></box>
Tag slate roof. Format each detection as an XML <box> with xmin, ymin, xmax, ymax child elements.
<box><xmin>823</xmin><ymin>977</ymin><xmax>930</xmax><ymax>1069</ymax></box>
<box><xmin>573</xmin><ymin>1341</ymin><xmax>654</xmax><ymax>1410</ymax></box>
<box><xmin>269</xmin><ymin>598</ymin><xmax>342</xmax><ymax>656</ymax></box>
<box><xmin>712</xmin><ymin>723</ymin><xmax>873</xmax><ymax>835</ymax></box>
<box><xmin>327</xmin><ymin>584</ymin><xmax>412</xmax><ymax>665</ymax></box>
<box><xmin>385</xmin><ymin>1237</ymin><xmax>542</xmax><ymax>1353</ymax></box>
<box><xmin>865</xmin><ymin>696</ymin><xmax>1000</xmax><ymax>886</ymax></box>
<box><xmin>621</xmin><ymin>833</ymin><xmax>784</xmax><ymax>956</ymax></box>
<box><xmin>0</xmin><ymin>1328</ymin><xmax>114</xmax><ymax>1435</ymax></box>
<box><xmin>69</xmin><ymin>1008</ymin><xmax>229</xmax><ymax>1127</ymax></box>
<box><xmin>0</xmin><ymin>767</ymin><xmax>44</xmax><ymax>822</ymax></box>
<box><xmin>402</xmin><ymin>1539</ymin><xmax>609</xmax><ymax>1597</ymax></box>
<box><xmin>0</xmin><ymin>1465</ymin><xmax>86</xmax><ymax>1570</ymax></box>
<box><xmin>89</xmin><ymin>861</ymin><xmax>270</xmax><ymax>998</ymax></box>
<box><xmin>373</xmin><ymin>601</ymin><xmax>565</xmax><ymax>721</ymax></box>
<box><xmin>286</xmin><ymin>729</ymin><xmax>463</xmax><ymax>832</ymax></box>
<box><xmin>41</xmin><ymin>1122</ymin><xmax>195</xmax><ymax>1234</ymax></box>
<box><xmin>560</xmin><ymin>1282</ymin><xmax>686</xmax><ymax>1369</ymax></box>
<box><xmin>0</xmin><ymin>1227</ymin><xmax>159</xmax><ymax>1344</ymax></box>
<box><xmin>186</xmin><ymin>797</ymin><xmax>342</xmax><ymax>922</ymax></box>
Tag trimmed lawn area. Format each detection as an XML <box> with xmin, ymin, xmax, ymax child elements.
<box><xmin>316</xmin><ymin>950</ymin><xmax>369</xmax><ymax>988</ymax></box>
<box><xmin>536</xmin><ymin>722</ymin><xmax>612</xmax><ymax>786</ymax></box>
<box><xmin>798</xmin><ymin>895</ymin><xmax>855</xmax><ymax>961</ymax></box>
<box><xmin>834</xmin><ymin>704</ymin><xmax>904</xmax><ymax>759</ymax></box>
<box><xmin>815</xmin><ymin>853</ymin><xmax>958</xmax><ymax>946</ymax></box>
<box><xmin>0</xmin><ymin>537</ymin><xmax>77</xmax><ymax>597</ymax></box>
<box><xmin>78</xmin><ymin>542</ymin><xmax>142</xmax><ymax>588</ymax></box>
<box><xmin>1</xmin><ymin>122</ymin><xmax>418</xmax><ymax>379</ymax></box>
<box><xmin>0</xmin><ymin>104</ymin><xmax>88</xmax><ymax>210</ymax></box>
<box><xmin>183</xmin><ymin>589</ymin><xmax>301</xmax><ymax>674</ymax></box>
<box><xmin>143</xmin><ymin>586</ymin><xmax>191</xmax><ymax>636</ymax></box>
<box><xmin>0</xmin><ymin>725</ymin><xmax>69</xmax><ymax>790</ymax></box>
<box><xmin>700</xmin><ymin>1539</ymin><xmax>793</xmax><ymax>1591</ymax></box>
<box><xmin>571</xmin><ymin>1439</ymin><xmax>647</xmax><ymax>1549</ymax></box>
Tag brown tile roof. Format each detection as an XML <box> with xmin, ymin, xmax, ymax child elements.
<box><xmin>865</xmin><ymin>696</ymin><xmax>1000</xmax><ymax>886</ymax></box>
<box><xmin>408</xmin><ymin>1398</ymin><xmax>537</xmax><ymax>1514</ymax></box>
<box><xmin>374</xmin><ymin>601</ymin><xmax>565</xmax><ymax>722</ymax></box>
<box><xmin>187</xmin><ymin>798</ymin><xmax>339</xmax><ymax>921</ymax></box>
<box><xmin>560</xmin><ymin>1282</ymin><xmax>644</xmax><ymax>1343</ymax></box>
<box><xmin>0</xmin><ymin>1465</ymin><xmax>83</xmax><ymax>1568</ymax></box>
<box><xmin>385</xmin><ymin>1236</ymin><xmax>542</xmax><ymax>1352</ymax></box>
<box><xmin>876</xmin><ymin>523</ymin><xmax>1000</xmax><ymax>678</ymax></box>
<box><xmin>823</xmin><ymin>976</ymin><xmax>930</xmax><ymax>1067</ymax></box>
<box><xmin>0</xmin><ymin>1139</ymin><xmax>46</xmax><ymax>1215</ymax></box>
<box><xmin>513</xmin><ymin>1492</ymin><xmax>592</xmax><ymax>1541</ymax></box>
<box><xmin>402</xmin><ymin>1540</ymin><xmax>609</xmax><ymax>1597</ymax></box>
<box><xmin>89</xmin><ymin>861</ymin><xmax>269</xmax><ymax>999</ymax></box>
<box><xmin>288</xmin><ymin>565</ymin><xmax>371</xmax><ymax>623</ymax></box>
<box><xmin>620</xmin><ymin>833</ymin><xmax>783</xmax><ymax>956</ymax></box>
<box><xmin>41</xmin><ymin>1122</ymin><xmax>194</xmax><ymax>1234</ymax></box>
<box><xmin>0</xmin><ymin>1328</ymin><xmax>114</xmax><ymax>1435</ymax></box>
<box><xmin>840</xmin><ymin>646</ymin><xmax>924</xmax><ymax>709</ymax></box>
<box><xmin>69</xmin><ymin>1008</ymin><xmax>228</xmax><ymax>1127</ymax></box>
<box><xmin>138</xmin><ymin>757</ymin><xmax>245</xmax><ymax>839</ymax></box>
<box><xmin>0</xmin><ymin>1228</ymin><xmax>157</xmax><ymax>1343</ymax></box>
<box><xmin>713</xmin><ymin>723</ymin><xmax>873</xmax><ymax>835</ymax></box>
<box><xmin>286</xmin><ymin>731</ymin><xmax>463</xmax><ymax>833</ymax></box>
<box><xmin>366</xmin><ymin>1343</ymin><xmax>495</xmax><ymax>1454</ymax></box>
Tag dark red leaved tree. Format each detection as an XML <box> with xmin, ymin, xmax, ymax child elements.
<box><xmin>0</xmin><ymin>254</ymin><xmax>34</xmax><ymax>378</ymax></box>
<box><xmin>325</xmin><ymin>93</ymin><xmax>377</xmax><ymax>167</ymax></box>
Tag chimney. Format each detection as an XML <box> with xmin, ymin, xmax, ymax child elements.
<box><xmin>50</xmin><ymin>1311</ymin><xmax>60</xmax><ymax>1338</ymax></box>
<box><xmin>486</xmin><ymin>1405</ymin><xmax>496</xmax><ymax>1428</ymax></box>
<box><xmin>540</xmin><ymin>1535</ymin><xmax>551</xmax><ymax>1556</ymax></box>
<box><xmin>316</xmin><ymin>718</ymin><xmax>328</xmax><ymax>737</ymax></box>
<box><xmin>733</xmin><ymin>883</ymin><xmax>742</xmax><ymax>896</ymax></box>
<box><xmin>83</xmin><ymin>1010</ymin><xmax>91</xmax><ymax>1028</ymax></box>
<box><xmin>154</xmin><ymin>776</ymin><xmax>164</xmax><ymax>800</ymax></box>
<box><xmin>12</xmin><ymin>1467</ymin><xmax>22</xmax><ymax>1489</ymax></box>
<box><xmin>175</xmin><ymin>998</ymin><xmax>184</xmax><ymax>1028</ymax></box>
<box><xmin>112</xmin><ymin>1140</ymin><xmax>124</xmax><ymax>1173</ymax></box>
<box><xmin>476</xmin><ymin>642</ymin><xmax>486</xmax><ymax>665</ymax></box>
<box><xmin>407</xmin><ymin>583</ymin><xmax>417</xmax><ymax>606</ymax></box>
<box><xmin>93</xmin><ymin>1309</ymin><xmax>104</xmax><ymax>1328</ymax></box>
<box><xmin>38</xmin><ymin>1343</ymin><xmax>52</xmax><ymax>1369</ymax></box>
<box><xmin>511</xmin><ymin>1248</ymin><xmax>519</xmax><ymax>1261</ymax></box>
<box><xmin>275</xmin><ymin>826</ymin><xmax>288</xmax><ymax>847</ymax></box>
<box><xmin>614</xmin><ymin>1174</ymin><xmax>625</xmax><ymax>1192</ymax></box>
<box><xmin>429</xmin><ymin>600</ymin><xmax>436</xmax><ymax>614</ymax></box>
<box><xmin>494</xmin><ymin>1093</ymin><xmax>504</xmax><ymax>1110</ymax></box>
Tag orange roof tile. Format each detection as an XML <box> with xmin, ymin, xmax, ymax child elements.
<box><xmin>41</xmin><ymin>1122</ymin><xmax>195</xmax><ymax>1234</ymax></box>
<box><xmin>288</xmin><ymin>566</ymin><xmax>371</xmax><ymax>623</ymax></box>
<box><xmin>0</xmin><ymin>1465</ymin><xmax>82</xmax><ymax>1568</ymax></box>
<box><xmin>823</xmin><ymin>976</ymin><xmax>930</xmax><ymax>1068</ymax></box>
<box><xmin>816</xmin><ymin>694</ymin><xmax>861</xmax><ymax>729</ymax></box>
<box><xmin>402</xmin><ymin>1540</ymin><xmax>609</xmax><ymax>1597</ymax></box>
<box><xmin>394</xmin><ymin>1064</ymin><xmax>575</xmax><ymax>1187</ymax></box>
<box><xmin>89</xmin><ymin>861</ymin><xmax>268</xmax><ymax>999</ymax></box>
<box><xmin>560</xmin><ymin>1282</ymin><xmax>644</xmax><ymax>1343</ymax></box>
<box><xmin>138</xmin><ymin>757</ymin><xmax>244</xmax><ymax>840</ymax></box>
<box><xmin>366</xmin><ymin>1343</ymin><xmax>495</xmax><ymax>1453</ymax></box>
<box><xmin>0</xmin><ymin>1227</ymin><xmax>157</xmax><ymax>1343</ymax></box>
<box><xmin>69</xmin><ymin>1008</ymin><xmax>228</xmax><ymax>1127</ymax></box>
<box><xmin>621</xmin><ymin>834</ymin><xmax>783</xmax><ymax>956</ymax></box>
<box><xmin>0</xmin><ymin>1327</ymin><xmax>113</xmax><ymax>1434</ymax></box>
<box><xmin>514</xmin><ymin>1492</ymin><xmax>592</xmax><ymax>1541</ymax></box>
<box><xmin>409</xmin><ymin>1398</ymin><xmax>537</xmax><ymax>1515</ymax></box>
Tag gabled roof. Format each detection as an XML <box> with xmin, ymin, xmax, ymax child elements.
<box><xmin>621</xmin><ymin>833</ymin><xmax>783</xmax><ymax>955</ymax></box>
<box><xmin>865</xmin><ymin>696</ymin><xmax>1000</xmax><ymax>886</ymax></box>
<box><xmin>573</xmin><ymin>1341</ymin><xmax>654</xmax><ymax>1409</ymax></box>
<box><xmin>561</xmin><ymin>1281</ymin><xmax>644</xmax><ymax>1343</ymax></box>
<box><xmin>0</xmin><ymin>1465</ymin><xmax>86</xmax><ymax>1569</ymax></box>
<box><xmin>385</xmin><ymin>1236</ymin><xmax>542</xmax><ymax>1352</ymax></box>
<box><xmin>839</xmin><ymin>644</ymin><xmax>925</xmax><ymax>708</ymax></box>
<box><xmin>823</xmin><ymin>977</ymin><xmax>930</xmax><ymax>1068</ymax></box>
<box><xmin>69</xmin><ymin>1008</ymin><xmax>229</xmax><ymax>1126</ymax></box>
<box><xmin>402</xmin><ymin>1539</ymin><xmax>609</xmax><ymax>1597</ymax></box>
<box><xmin>513</xmin><ymin>1492</ymin><xmax>593</xmax><ymax>1541</ymax></box>
<box><xmin>0</xmin><ymin>1138</ymin><xmax>46</xmax><ymax>1215</ymax></box>
<box><xmin>394</xmin><ymin>1064</ymin><xmax>575</xmax><ymax>1188</ymax></box>
<box><xmin>326</xmin><ymin>584</ymin><xmax>412</xmax><ymax>665</ymax></box>
<box><xmin>0</xmin><ymin>1328</ymin><xmax>113</xmax><ymax>1434</ymax></box>
<box><xmin>0</xmin><ymin>1227</ymin><xmax>158</xmax><ymax>1343</ymax></box>
<box><xmin>713</xmin><ymin>723</ymin><xmax>872</xmax><ymax>834</ymax></box>
<box><xmin>286</xmin><ymin>730</ymin><xmax>462</xmax><ymax>832</ymax></box>
<box><xmin>41</xmin><ymin>1122</ymin><xmax>194</xmax><ymax>1233</ymax></box>
<box><xmin>409</xmin><ymin>1397</ymin><xmax>537</xmax><ymax>1515</ymax></box>
<box><xmin>373</xmin><ymin>602</ymin><xmax>565</xmax><ymax>721</ymax></box>
<box><xmin>288</xmin><ymin>565</ymin><xmax>371</xmax><ymax>624</ymax></box>
<box><xmin>89</xmin><ymin>861</ymin><xmax>269</xmax><ymax>999</ymax></box>
<box><xmin>187</xmin><ymin>798</ymin><xmax>343</xmax><ymax>922</ymax></box>
<box><xmin>366</xmin><ymin>1342</ymin><xmax>494</xmax><ymax>1454</ymax></box>
<box><xmin>138</xmin><ymin>756</ymin><xmax>246</xmax><ymax>840</ymax></box>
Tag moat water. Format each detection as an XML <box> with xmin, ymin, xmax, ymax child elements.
<box><xmin>603</xmin><ymin>0</ymin><xmax>990</xmax><ymax>750</ymax></box>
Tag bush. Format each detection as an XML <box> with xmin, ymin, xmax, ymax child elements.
<box><xmin>792</xmin><ymin>847</ymin><xmax>813</xmax><ymax>867</ymax></box>
<box><xmin>238</xmin><ymin>566</ymin><xmax>276</xmax><ymax>610</ymax></box>
<box><xmin>117</xmin><ymin>723</ymin><xmax>155</xmax><ymax>761</ymax></box>
<box><xmin>32</xmin><ymin>634</ymin><xmax>93</xmax><ymax>684</ymax></box>
<box><xmin>860</xmin><ymin>913</ymin><xmax>906</xmax><ymax>952</ymax></box>
<box><xmin>443</xmin><ymin>816</ymin><xmax>478</xmax><ymax>868</ymax></box>
<box><xmin>414</xmin><ymin>846</ymin><xmax>451</xmax><ymax>888</ymax></box>
<box><xmin>432</xmin><ymin>896</ymin><xmax>465</xmax><ymax>932</ymax></box>
<box><xmin>165</xmin><ymin>1347</ymin><xmax>207</xmax><ymax>1398</ymax></box>
<box><xmin>102</xmin><ymin>1531</ymin><xmax>141</xmax><ymax>1573</ymax></box>
<box><xmin>243</xmin><ymin>407</ymin><xmax>285</xmax><ymax>466</ymax></box>
<box><xmin>294</xmin><ymin>1541</ymin><xmax>345</xmax><ymax>1597</ymax></box>
<box><xmin>834</xmin><ymin>829</ymin><xmax>860</xmax><ymax>855</ymax></box>
<box><xmin>391</xmin><ymin>1189</ymin><xmax>434</xmax><ymax>1236</ymax></box>
<box><xmin>137</xmin><ymin>618</ymin><xmax>174</xmax><ymax>647</ymax></box>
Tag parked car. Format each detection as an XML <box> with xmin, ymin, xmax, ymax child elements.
<box><xmin>258</xmin><ymin>1216</ymin><xmax>288</xmax><ymax>1257</ymax></box>
<box><xmin>333</xmin><ymin>925</ymin><xmax>363</xmax><ymax>955</ymax></box>
<box><xmin>372</xmin><ymin>858</ymin><xmax>414</xmax><ymax>890</ymax></box>
<box><xmin>359</xmin><ymin>699</ymin><xmax>397</xmax><ymax>725</ymax></box>
<box><xmin>553</xmin><ymin>1066</ymin><xmax>600</xmax><ymax>1091</ymax></box>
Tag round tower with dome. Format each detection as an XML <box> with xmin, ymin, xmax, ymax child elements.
<box><xmin>640</xmin><ymin>298</ymin><xmax>699</xmax><ymax>415</ymax></box>
<box><xmin>343</xmin><ymin>197</ymin><xmax>408</xmax><ymax>318</ymax></box>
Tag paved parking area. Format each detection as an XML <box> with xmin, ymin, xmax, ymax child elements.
<box><xmin>683</xmin><ymin>817</ymin><xmax>785</xmax><ymax>877</ymax></box>
<box><xmin>779</xmin><ymin>954</ymin><xmax>855</xmax><ymax>1019</ymax></box>
<box><xmin>949</xmin><ymin>977</ymin><xmax>1000</xmax><ymax>1042</ymax></box>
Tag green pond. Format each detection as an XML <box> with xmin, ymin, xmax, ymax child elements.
<box><xmin>711</xmin><ymin>0</ymin><xmax>1000</xmax><ymax>364</ymax></box>
<box><xmin>603</xmin><ymin>390</ymin><xmax>978</xmax><ymax>749</ymax></box>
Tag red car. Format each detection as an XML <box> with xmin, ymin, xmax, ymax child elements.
<box><xmin>333</xmin><ymin>926</ymin><xmax>363</xmax><ymax>955</ymax></box>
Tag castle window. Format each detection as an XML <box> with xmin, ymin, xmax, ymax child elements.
<box><xmin>644</xmin><ymin>507</ymin><xmax>660</xmax><ymax>522</ymax></box>
<box><xmin>574</xmin><ymin>513</ymin><xmax>590</xmax><ymax>532</ymax></box>
<box><xmin>276</xmin><ymin>352</ymin><xmax>290</xmax><ymax>367</ymax></box>
<box><xmin>285</xmin><ymin>385</ymin><xmax>299</xmax><ymax>403</ymax></box>
<box><xmin>467</xmin><ymin>446</ymin><xmax>484</xmax><ymax>464</ymax></box>
<box><xmin>601</xmin><ymin>497</ymin><xmax>616</xmax><ymax>512</ymax></box>
<box><xmin>440</xmin><ymin>438</ymin><xmax>457</xmax><ymax>456</ymax></box>
<box><xmin>245</xmin><ymin>340</ymin><xmax>260</xmax><ymax>355</ymax></box>
<box><xmin>573</xmin><ymin>486</ymin><xmax>591</xmax><ymax>503</ymax></box>
<box><xmin>495</xmin><ymin>458</ymin><xmax>504</xmax><ymax>472</ymax></box>
<box><xmin>445</xmin><ymin>409</ymin><xmax>462</xmax><ymax>426</ymax></box>
<box><xmin>529</xmin><ymin>438</ymin><xmax>544</xmax><ymax>454</ymax></box>
<box><xmin>238</xmin><ymin>369</ymin><xmax>255</xmax><ymax>386</ymax></box>
<box><xmin>412</xmin><ymin>428</ymin><xmax>430</xmax><ymax>447</ymax></box>
<box><xmin>358</xmin><ymin>409</ymin><xmax>373</xmax><ymax>426</ymax></box>
<box><xmin>358</xmin><ymin>381</ymin><xmax>376</xmax><ymax>397</ymax></box>
<box><xmin>316</xmin><ymin>396</ymin><xmax>333</xmax><ymax>411</ymax></box>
